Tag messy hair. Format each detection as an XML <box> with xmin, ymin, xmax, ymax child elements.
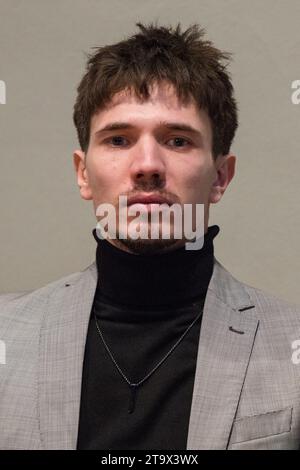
<box><xmin>73</xmin><ymin>22</ymin><xmax>238</xmax><ymax>159</ymax></box>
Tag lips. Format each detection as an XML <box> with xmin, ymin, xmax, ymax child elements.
<box><xmin>127</xmin><ymin>194</ymin><xmax>172</xmax><ymax>206</ymax></box>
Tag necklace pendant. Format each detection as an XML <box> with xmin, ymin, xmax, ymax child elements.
<box><xmin>128</xmin><ymin>383</ymin><xmax>139</xmax><ymax>414</ymax></box>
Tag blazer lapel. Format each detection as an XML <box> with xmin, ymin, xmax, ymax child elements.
<box><xmin>38</xmin><ymin>262</ymin><xmax>98</xmax><ymax>449</ymax></box>
<box><xmin>186</xmin><ymin>259</ymin><xmax>259</xmax><ymax>449</ymax></box>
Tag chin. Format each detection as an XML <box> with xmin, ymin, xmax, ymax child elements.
<box><xmin>115</xmin><ymin>236</ymin><xmax>183</xmax><ymax>255</ymax></box>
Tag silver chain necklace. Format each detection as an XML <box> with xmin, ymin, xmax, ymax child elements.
<box><xmin>93</xmin><ymin>307</ymin><xmax>203</xmax><ymax>414</ymax></box>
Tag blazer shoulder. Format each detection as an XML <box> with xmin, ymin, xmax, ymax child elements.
<box><xmin>0</xmin><ymin>261</ymin><xmax>96</xmax><ymax>323</ymax></box>
<box><xmin>243</xmin><ymin>282</ymin><xmax>300</xmax><ymax>313</ymax></box>
<box><xmin>213</xmin><ymin>259</ymin><xmax>300</xmax><ymax>325</ymax></box>
<box><xmin>240</xmin><ymin>281</ymin><xmax>300</xmax><ymax>331</ymax></box>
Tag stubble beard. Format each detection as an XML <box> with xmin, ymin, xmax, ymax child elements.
<box><xmin>110</xmin><ymin>218</ymin><xmax>185</xmax><ymax>255</ymax></box>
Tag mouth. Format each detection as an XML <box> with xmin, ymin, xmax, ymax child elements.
<box><xmin>127</xmin><ymin>193</ymin><xmax>173</xmax><ymax>206</ymax></box>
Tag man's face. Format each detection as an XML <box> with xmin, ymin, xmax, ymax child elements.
<box><xmin>73</xmin><ymin>81</ymin><xmax>235</xmax><ymax>254</ymax></box>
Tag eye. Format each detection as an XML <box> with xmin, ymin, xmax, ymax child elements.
<box><xmin>106</xmin><ymin>136</ymin><xmax>129</xmax><ymax>147</ymax></box>
<box><xmin>166</xmin><ymin>137</ymin><xmax>191</xmax><ymax>148</ymax></box>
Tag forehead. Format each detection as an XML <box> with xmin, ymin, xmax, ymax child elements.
<box><xmin>90</xmin><ymin>81</ymin><xmax>212</xmax><ymax>140</ymax></box>
<box><xmin>106</xmin><ymin>81</ymin><xmax>190</xmax><ymax>110</ymax></box>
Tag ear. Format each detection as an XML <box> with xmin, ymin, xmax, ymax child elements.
<box><xmin>73</xmin><ymin>149</ymin><xmax>93</xmax><ymax>200</ymax></box>
<box><xmin>209</xmin><ymin>154</ymin><xmax>236</xmax><ymax>204</ymax></box>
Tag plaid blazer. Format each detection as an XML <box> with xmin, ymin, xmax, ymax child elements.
<box><xmin>0</xmin><ymin>258</ymin><xmax>300</xmax><ymax>450</ymax></box>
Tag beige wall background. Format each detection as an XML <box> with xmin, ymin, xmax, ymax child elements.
<box><xmin>0</xmin><ymin>0</ymin><xmax>299</xmax><ymax>303</ymax></box>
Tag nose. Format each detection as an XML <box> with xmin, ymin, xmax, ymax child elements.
<box><xmin>129</xmin><ymin>136</ymin><xmax>166</xmax><ymax>188</ymax></box>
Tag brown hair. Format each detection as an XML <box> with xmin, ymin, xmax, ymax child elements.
<box><xmin>73</xmin><ymin>22</ymin><xmax>238</xmax><ymax>159</ymax></box>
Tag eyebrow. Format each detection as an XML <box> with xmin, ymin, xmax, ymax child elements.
<box><xmin>94</xmin><ymin>121</ymin><xmax>204</xmax><ymax>140</ymax></box>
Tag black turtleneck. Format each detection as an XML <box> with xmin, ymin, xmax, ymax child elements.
<box><xmin>77</xmin><ymin>225</ymin><xmax>220</xmax><ymax>450</ymax></box>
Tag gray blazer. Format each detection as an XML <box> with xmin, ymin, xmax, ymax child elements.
<box><xmin>0</xmin><ymin>258</ymin><xmax>300</xmax><ymax>450</ymax></box>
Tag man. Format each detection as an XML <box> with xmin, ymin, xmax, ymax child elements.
<box><xmin>0</xmin><ymin>22</ymin><xmax>300</xmax><ymax>450</ymax></box>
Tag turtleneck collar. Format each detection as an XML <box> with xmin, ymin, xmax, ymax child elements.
<box><xmin>92</xmin><ymin>225</ymin><xmax>220</xmax><ymax>309</ymax></box>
